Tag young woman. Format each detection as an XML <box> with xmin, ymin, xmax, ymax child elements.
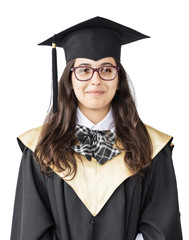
<box><xmin>10</xmin><ymin>17</ymin><xmax>182</xmax><ymax>240</ymax></box>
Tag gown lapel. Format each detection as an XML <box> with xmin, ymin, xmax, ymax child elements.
<box><xmin>17</xmin><ymin>124</ymin><xmax>173</xmax><ymax>217</ymax></box>
<box><xmin>50</xmin><ymin>146</ymin><xmax>134</xmax><ymax>216</ymax></box>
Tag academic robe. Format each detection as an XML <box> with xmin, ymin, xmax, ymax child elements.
<box><xmin>10</xmin><ymin>124</ymin><xmax>182</xmax><ymax>240</ymax></box>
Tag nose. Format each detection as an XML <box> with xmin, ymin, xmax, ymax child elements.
<box><xmin>90</xmin><ymin>70</ymin><xmax>101</xmax><ymax>85</ymax></box>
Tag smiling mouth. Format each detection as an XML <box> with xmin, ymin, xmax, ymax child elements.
<box><xmin>87</xmin><ymin>91</ymin><xmax>104</xmax><ymax>96</ymax></box>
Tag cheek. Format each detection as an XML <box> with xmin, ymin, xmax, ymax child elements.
<box><xmin>72</xmin><ymin>79</ymin><xmax>86</xmax><ymax>99</ymax></box>
<box><xmin>107</xmin><ymin>81</ymin><xmax>118</xmax><ymax>97</ymax></box>
<box><xmin>108</xmin><ymin>89</ymin><xmax>117</xmax><ymax>102</ymax></box>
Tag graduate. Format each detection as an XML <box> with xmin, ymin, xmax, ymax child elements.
<box><xmin>10</xmin><ymin>16</ymin><xmax>182</xmax><ymax>240</ymax></box>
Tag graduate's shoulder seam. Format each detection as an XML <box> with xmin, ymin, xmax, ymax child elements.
<box><xmin>144</xmin><ymin>124</ymin><xmax>173</xmax><ymax>159</ymax></box>
<box><xmin>17</xmin><ymin>126</ymin><xmax>42</xmax><ymax>152</ymax></box>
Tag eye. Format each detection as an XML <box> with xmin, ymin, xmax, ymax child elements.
<box><xmin>100</xmin><ymin>67</ymin><xmax>113</xmax><ymax>73</ymax></box>
<box><xmin>77</xmin><ymin>67</ymin><xmax>91</xmax><ymax>74</ymax></box>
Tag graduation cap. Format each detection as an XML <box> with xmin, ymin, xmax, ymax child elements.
<box><xmin>38</xmin><ymin>16</ymin><xmax>150</xmax><ymax>113</ymax></box>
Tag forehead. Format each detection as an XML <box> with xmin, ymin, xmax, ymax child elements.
<box><xmin>74</xmin><ymin>57</ymin><xmax>116</xmax><ymax>66</ymax></box>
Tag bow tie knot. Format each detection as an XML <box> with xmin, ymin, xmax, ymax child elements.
<box><xmin>71</xmin><ymin>124</ymin><xmax>121</xmax><ymax>165</ymax></box>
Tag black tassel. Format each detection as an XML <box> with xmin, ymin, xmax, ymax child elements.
<box><xmin>52</xmin><ymin>40</ymin><xmax>58</xmax><ymax>113</ymax></box>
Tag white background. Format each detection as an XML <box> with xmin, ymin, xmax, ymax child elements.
<box><xmin>0</xmin><ymin>0</ymin><xmax>188</xmax><ymax>239</ymax></box>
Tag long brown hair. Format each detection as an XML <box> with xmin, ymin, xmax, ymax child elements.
<box><xmin>34</xmin><ymin>58</ymin><xmax>152</xmax><ymax>179</ymax></box>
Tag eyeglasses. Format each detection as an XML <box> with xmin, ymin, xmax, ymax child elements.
<box><xmin>71</xmin><ymin>65</ymin><xmax>119</xmax><ymax>81</ymax></box>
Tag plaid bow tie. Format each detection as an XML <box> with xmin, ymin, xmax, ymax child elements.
<box><xmin>71</xmin><ymin>124</ymin><xmax>121</xmax><ymax>165</ymax></box>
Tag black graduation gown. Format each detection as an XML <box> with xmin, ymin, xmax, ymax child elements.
<box><xmin>10</xmin><ymin>132</ymin><xmax>182</xmax><ymax>240</ymax></box>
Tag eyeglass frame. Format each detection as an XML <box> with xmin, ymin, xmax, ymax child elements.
<box><xmin>70</xmin><ymin>65</ymin><xmax>120</xmax><ymax>81</ymax></box>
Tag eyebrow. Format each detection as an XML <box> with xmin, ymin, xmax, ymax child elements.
<box><xmin>78</xmin><ymin>62</ymin><xmax>114</xmax><ymax>66</ymax></box>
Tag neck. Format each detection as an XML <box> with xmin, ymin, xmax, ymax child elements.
<box><xmin>78</xmin><ymin>105</ymin><xmax>111</xmax><ymax>124</ymax></box>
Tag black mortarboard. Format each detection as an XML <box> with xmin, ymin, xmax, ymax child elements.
<box><xmin>38</xmin><ymin>16</ymin><xmax>150</xmax><ymax>113</ymax></box>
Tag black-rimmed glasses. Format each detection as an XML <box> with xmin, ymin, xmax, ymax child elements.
<box><xmin>71</xmin><ymin>66</ymin><xmax>119</xmax><ymax>81</ymax></box>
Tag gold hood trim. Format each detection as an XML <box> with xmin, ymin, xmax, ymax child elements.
<box><xmin>17</xmin><ymin>124</ymin><xmax>173</xmax><ymax>216</ymax></box>
<box><xmin>145</xmin><ymin>124</ymin><xmax>173</xmax><ymax>158</ymax></box>
<box><xmin>18</xmin><ymin>126</ymin><xmax>42</xmax><ymax>153</ymax></box>
<box><xmin>17</xmin><ymin>124</ymin><xmax>173</xmax><ymax>158</ymax></box>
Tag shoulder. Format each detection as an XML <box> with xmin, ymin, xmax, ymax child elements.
<box><xmin>17</xmin><ymin>124</ymin><xmax>174</xmax><ymax>158</ymax></box>
<box><xmin>17</xmin><ymin>126</ymin><xmax>42</xmax><ymax>152</ymax></box>
<box><xmin>144</xmin><ymin>124</ymin><xmax>173</xmax><ymax>159</ymax></box>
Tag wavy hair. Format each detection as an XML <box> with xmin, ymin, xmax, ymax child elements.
<box><xmin>34</xmin><ymin>58</ymin><xmax>152</xmax><ymax>179</ymax></box>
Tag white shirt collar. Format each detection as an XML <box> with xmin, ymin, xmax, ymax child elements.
<box><xmin>76</xmin><ymin>107</ymin><xmax>115</xmax><ymax>130</ymax></box>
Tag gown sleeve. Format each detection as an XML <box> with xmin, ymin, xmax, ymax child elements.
<box><xmin>138</xmin><ymin>141</ymin><xmax>183</xmax><ymax>240</ymax></box>
<box><xmin>10</xmin><ymin>139</ymin><xmax>57</xmax><ymax>240</ymax></box>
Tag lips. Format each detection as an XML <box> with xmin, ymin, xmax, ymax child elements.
<box><xmin>87</xmin><ymin>90</ymin><xmax>104</xmax><ymax>93</ymax></box>
<box><xmin>87</xmin><ymin>90</ymin><xmax>104</xmax><ymax>96</ymax></box>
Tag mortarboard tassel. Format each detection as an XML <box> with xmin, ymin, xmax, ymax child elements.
<box><xmin>52</xmin><ymin>39</ymin><xmax>58</xmax><ymax>113</ymax></box>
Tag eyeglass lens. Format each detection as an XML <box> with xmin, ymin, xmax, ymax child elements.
<box><xmin>74</xmin><ymin>66</ymin><xmax>118</xmax><ymax>80</ymax></box>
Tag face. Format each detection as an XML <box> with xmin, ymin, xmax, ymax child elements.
<box><xmin>71</xmin><ymin>57</ymin><xmax>119</xmax><ymax>112</ymax></box>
